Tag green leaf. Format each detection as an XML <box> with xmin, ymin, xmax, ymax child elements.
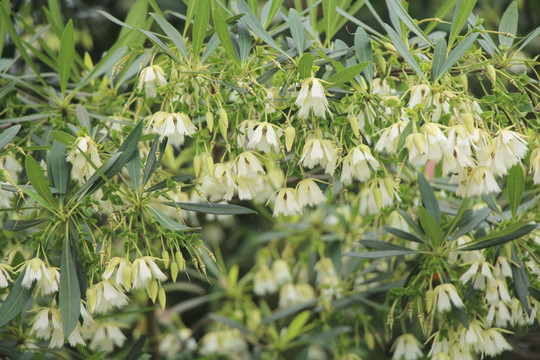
<box><xmin>398</xmin><ymin>209</ymin><xmax>424</xmax><ymax>237</ymax></box>
<box><xmin>0</xmin><ymin>340</ymin><xmax>23</xmax><ymax>360</ymax></box>
<box><xmin>386</xmin><ymin>0</ymin><xmax>432</xmax><ymax>46</ymax></box>
<box><xmin>145</xmin><ymin>174</ymin><xmax>195</xmax><ymax>192</ymax></box>
<box><xmin>149</xmin><ymin>13</ymin><xmax>190</xmax><ymax>61</ymax></box>
<box><xmin>192</xmin><ymin>0</ymin><xmax>210</xmax><ymax>63</ymax></box>
<box><xmin>142</xmin><ymin>136</ymin><xmax>166</xmax><ymax>187</ymax></box>
<box><xmin>384</xmin><ymin>24</ymin><xmax>426</xmax><ymax>80</ymax></box>
<box><xmin>126</xmin><ymin>147</ymin><xmax>141</xmax><ymax>191</ymax></box>
<box><xmin>237</xmin><ymin>22</ymin><xmax>251</xmax><ymax>64</ymax></box>
<box><xmin>51</xmin><ymin>141</ymin><xmax>69</xmax><ymax>194</ymax></box>
<box><xmin>383</xmin><ymin>227</ymin><xmax>426</xmax><ymax>243</ymax></box>
<box><xmin>52</xmin><ymin>130</ymin><xmax>77</xmax><ymax>145</ymax></box>
<box><xmin>236</xmin><ymin>0</ymin><xmax>287</xmax><ymax>56</ymax></box>
<box><xmin>147</xmin><ymin>206</ymin><xmax>191</xmax><ymax>231</ymax></box>
<box><xmin>60</xmin><ymin>235</ymin><xmax>80</xmax><ymax>338</ymax></box>
<box><xmin>452</xmin><ymin>303</ymin><xmax>469</xmax><ymax>328</ymax></box>
<box><xmin>528</xmin><ymin>286</ymin><xmax>540</xmax><ymax>303</ymax></box>
<box><xmin>4</xmin><ymin>218</ymin><xmax>47</xmax><ymax>231</ymax></box>
<box><xmin>360</xmin><ymin>239</ymin><xmax>418</xmax><ymax>251</ymax></box>
<box><xmin>418</xmin><ymin>207</ymin><xmax>443</xmax><ymax>245</ymax></box>
<box><xmin>396</xmin><ymin>119</ymin><xmax>413</xmax><ymax>151</ymax></box>
<box><xmin>448</xmin><ymin>0</ymin><xmax>477</xmax><ymax>49</ymax></box>
<box><xmin>297</xmin><ymin>53</ymin><xmax>313</xmax><ymax>79</ymax></box>
<box><xmin>451</xmin><ymin>206</ymin><xmax>491</xmax><ymax>240</ymax></box>
<box><xmin>461</xmin><ymin>223</ymin><xmax>537</xmax><ymax>251</ymax></box>
<box><xmin>283</xmin><ymin>310</ymin><xmax>311</xmax><ymax>343</ymax></box>
<box><xmin>425</xmin><ymin>0</ymin><xmax>456</xmax><ymax>35</ymax></box>
<box><xmin>517</xmin><ymin>27</ymin><xmax>540</xmax><ymax>53</ymax></box>
<box><xmin>0</xmin><ymin>125</ymin><xmax>21</xmax><ymax>150</ymax></box>
<box><xmin>326</xmin><ymin>62</ymin><xmax>369</xmax><ymax>87</ymax></box>
<box><xmin>498</xmin><ymin>1</ymin><xmax>518</xmax><ymax>48</ymax></box>
<box><xmin>262</xmin><ymin>0</ymin><xmax>285</xmax><ymax>28</ymax></box>
<box><xmin>262</xmin><ymin>299</ymin><xmax>318</xmax><ymax>324</ymax></box>
<box><xmin>431</xmin><ymin>37</ymin><xmax>447</xmax><ymax>81</ymax></box>
<box><xmin>19</xmin><ymin>187</ymin><xmax>55</xmax><ymax>212</ymax></box>
<box><xmin>46</xmin><ymin>0</ymin><xmax>65</xmax><ymax>36</ymax></box>
<box><xmin>0</xmin><ymin>268</ymin><xmax>33</xmax><ymax>327</ymax></box>
<box><xmin>417</xmin><ymin>172</ymin><xmax>440</xmax><ymax>224</ymax></box>
<box><xmin>75</xmin><ymin>105</ymin><xmax>91</xmax><ymax>131</ymax></box>
<box><xmin>0</xmin><ymin>0</ymin><xmax>11</xmax><ymax>56</ymax></box>
<box><xmin>68</xmin><ymin>220</ymin><xmax>87</xmax><ymax>301</ymax></box>
<box><xmin>437</xmin><ymin>33</ymin><xmax>478</xmax><ymax>78</ymax></box>
<box><xmin>25</xmin><ymin>155</ymin><xmax>56</xmax><ymax>209</ymax></box>
<box><xmin>507</xmin><ymin>165</ymin><xmax>524</xmax><ymax>220</ymax></box>
<box><xmin>166</xmin><ymin>201</ymin><xmax>256</xmax><ymax>215</ymax></box>
<box><xmin>208</xmin><ymin>313</ymin><xmax>258</xmax><ymax>337</ymax></box>
<box><xmin>344</xmin><ymin>249</ymin><xmax>418</xmax><ymax>259</ymax></box>
<box><xmin>58</xmin><ymin>20</ymin><xmax>75</xmax><ymax>95</ymax></box>
<box><xmin>201</xmin><ymin>33</ymin><xmax>220</xmax><ymax>63</ymax></box>
<box><xmin>354</xmin><ymin>27</ymin><xmax>374</xmax><ymax>85</ymax></box>
<box><xmin>212</xmin><ymin>8</ymin><xmax>239</xmax><ymax>64</ymax></box>
<box><xmin>289</xmin><ymin>8</ymin><xmax>304</xmax><ymax>55</ymax></box>
<box><xmin>322</xmin><ymin>0</ymin><xmax>337</xmax><ymax>43</ymax></box>
<box><xmin>511</xmin><ymin>247</ymin><xmax>531</xmax><ymax>315</ymax></box>
<box><xmin>125</xmin><ymin>335</ymin><xmax>147</xmax><ymax>360</ymax></box>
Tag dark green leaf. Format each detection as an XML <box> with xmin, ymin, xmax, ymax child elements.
<box><xmin>418</xmin><ymin>207</ymin><xmax>443</xmax><ymax>245</ymax></box>
<box><xmin>51</xmin><ymin>141</ymin><xmax>69</xmax><ymax>194</ymax></box>
<box><xmin>326</xmin><ymin>62</ymin><xmax>369</xmax><ymax>87</ymax></box>
<box><xmin>417</xmin><ymin>172</ymin><xmax>440</xmax><ymax>224</ymax></box>
<box><xmin>517</xmin><ymin>27</ymin><xmax>540</xmax><ymax>53</ymax></box>
<box><xmin>396</xmin><ymin>119</ymin><xmax>413</xmax><ymax>151</ymax></box>
<box><xmin>298</xmin><ymin>53</ymin><xmax>313</xmax><ymax>79</ymax></box>
<box><xmin>58</xmin><ymin>20</ymin><xmax>74</xmax><ymax>94</ymax></box>
<box><xmin>212</xmin><ymin>8</ymin><xmax>239</xmax><ymax>64</ymax></box>
<box><xmin>192</xmin><ymin>0</ymin><xmax>210</xmax><ymax>63</ymax></box>
<box><xmin>237</xmin><ymin>22</ymin><xmax>251</xmax><ymax>64</ymax></box>
<box><xmin>142</xmin><ymin>136</ymin><xmax>166</xmax><ymax>187</ymax></box>
<box><xmin>398</xmin><ymin>209</ymin><xmax>424</xmax><ymax>237</ymax></box>
<box><xmin>126</xmin><ymin>147</ymin><xmax>141</xmax><ymax>191</ymax></box>
<box><xmin>425</xmin><ymin>0</ymin><xmax>456</xmax><ymax>35</ymax></box>
<box><xmin>145</xmin><ymin>174</ymin><xmax>194</xmax><ymax>192</ymax></box>
<box><xmin>354</xmin><ymin>27</ymin><xmax>374</xmax><ymax>84</ymax></box>
<box><xmin>166</xmin><ymin>201</ymin><xmax>256</xmax><ymax>215</ymax></box>
<box><xmin>431</xmin><ymin>37</ymin><xmax>447</xmax><ymax>81</ymax></box>
<box><xmin>511</xmin><ymin>247</ymin><xmax>531</xmax><ymax>315</ymax></box>
<box><xmin>69</xmin><ymin>220</ymin><xmax>87</xmax><ymax>301</ymax></box>
<box><xmin>4</xmin><ymin>218</ymin><xmax>47</xmax><ymax>231</ymax></box>
<box><xmin>386</xmin><ymin>0</ymin><xmax>432</xmax><ymax>46</ymax></box>
<box><xmin>528</xmin><ymin>286</ymin><xmax>540</xmax><ymax>303</ymax></box>
<box><xmin>384</xmin><ymin>24</ymin><xmax>426</xmax><ymax>80</ymax></box>
<box><xmin>507</xmin><ymin>165</ymin><xmax>524</xmax><ymax>219</ymax></box>
<box><xmin>262</xmin><ymin>0</ymin><xmax>284</xmax><ymax>28</ymax></box>
<box><xmin>208</xmin><ymin>313</ymin><xmax>258</xmax><ymax>337</ymax></box>
<box><xmin>52</xmin><ymin>130</ymin><xmax>77</xmax><ymax>145</ymax></box>
<box><xmin>0</xmin><ymin>268</ymin><xmax>33</xmax><ymax>327</ymax></box>
<box><xmin>149</xmin><ymin>13</ymin><xmax>189</xmax><ymax>61</ymax></box>
<box><xmin>461</xmin><ymin>223</ymin><xmax>537</xmax><ymax>251</ymax></box>
<box><xmin>75</xmin><ymin>105</ymin><xmax>91</xmax><ymax>131</ymax></box>
<box><xmin>25</xmin><ymin>155</ymin><xmax>56</xmax><ymax>209</ymax></box>
<box><xmin>147</xmin><ymin>206</ymin><xmax>191</xmax><ymax>231</ymax></box>
<box><xmin>360</xmin><ymin>239</ymin><xmax>416</xmax><ymax>251</ymax></box>
<box><xmin>0</xmin><ymin>340</ymin><xmax>22</xmax><ymax>360</ymax></box>
<box><xmin>437</xmin><ymin>33</ymin><xmax>478</xmax><ymax>77</ymax></box>
<box><xmin>0</xmin><ymin>125</ymin><xmax>20</xmax><ymax>150</ymax></box>
<box><xmin>384</xmin><ymin>226</ymin><xmax>426</xmax><ymax>243</ymax></box>
<box><xmin>448</xmin><ymin>0</ymin><xmax>477</xmax><ymax>49</ymax></box>
<box><xmin>125</xmin><ymin>335</ymin><xmax>146</xmax><ymax>360</ymax></box>
<box><xmin>498</xmin><ymin>1</ymin><xmax>518</xmax><ymax>48</ymax></box>
<box><xmin>262</xmin><ymin>299</ymin><xmax>317</xmax><ymax>324</ymax></box>
<box><xmin>289</xmin><ymin>8</ymin><xmax>304</xmax><ymax>55</ymax></box>
<box><xmin>452</xmin><ymin>303</ymin><xmax>469</xmax><ymax>328</ymax></box>
<box><xmin>322</xmin><ymin>0</ymin><xmax>337</xmax><ymax>42</ymax></box>
<box><xmin>451</xmin><ymin>206</ymin><xmax>491</xmax><ymax>240</ymax></box>
<box><xmin>60</xmin><ymin>236</ymin><xmax>80</xmax><ymax>338</ymax></box>
<box><xmin>344</xmin><ymin>249</ymin><xmax>417</xmax><ymax>258</ymax></box>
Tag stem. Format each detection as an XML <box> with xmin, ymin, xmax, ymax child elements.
<box><xmin>146</xmin><ymin>298</ymin><xmax>161</xmax><ymax>360</ymax></box>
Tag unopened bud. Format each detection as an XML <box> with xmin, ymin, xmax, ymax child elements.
<box><xmin>384</xmin><ymin>42</ymin><xmax>397</xmax><ymax>52</ymax></box>
<box><xmin>171</xmin><ymin>261</ymin><xmax>179</xmax><ymax>282</ymax></box>
<box><xmin>206</xmin><ymin>111</ymin><xmax>214</xmax><ymax>132</ymax></box>
<box><xmin>373</xmin><ymin>186</ymin><xmax>382</xmax><ymax>210</ymax></box>
<box><xmin>87</xmin><ymin>288</ymin><xmax>97</xmax><ymax>312</ymax></box>
<box><xmin>175</xmin><ymin>251</ymin><xmax>186</xmax><ymax>271</ymax></box>
<box><xmin>459</xmin><ymin>74</ymin><xmax>468</xmax><ymax>91</ymax></box>
<box><xmin>365</xmin><ymin>332</ymin><xmax>375</xmax><ymax>350</ymax></box>
<box><xmin>426</xmin><ymin>289</ymin><xmax>434</xmax><ymax>313</ymax></box>
<box><xmin>162</xmin><ymin>250</ymin><xmax>170</xmax><ymax>269</ymax></box>
<box><xmin>375</xmin><ymin>56</ymin><xmax>387</xmax><ymax>76</ymax></box>
<box><xmin>205</xmin><ymin>154</ymin><xmax>214</xmax><ymax>175</ymax></box>
<box><xmin>149</xmin><ymin>280</ymin><xmax>158</xmax><ymax>302</ymax></box>
<box><xmin>122</xmin><ymin>265</ymin><xmax>132</xmax><ymax>291</ymax></box>
<box><xmin>348</xmin><ymin>116</ymin><xmax>360</xmax><ymax>138</ymax></box>
<box><xmin>486</xmin><ymin>64</ymin><xmax>496</xmax><ymax>84</ymax></box>
<box><xmin>285</xmin><ymin>126</ymin><xmax>295</xmax><ymax>152</ymax></box>
<box><xmin>384</xmin><ymin>177</ymin><xmax>396</xmax><ymax>197</ymax></box>
<box><xmin>158</xmin><ymin>287</ymin><xmax>166</xmax><ymax>309</ymax></box>
<box><xmin>218</xmin><ymin>108</ymin><xmax>228</xmax><ymax>139</ymax></box>
<box><xmin>193</xmin><ymin>154</ymin><xmax>202</xmax><ymax>177</ymax></box>
<box><xmin>462</xmin><ymin>112</ymin><xmax>475</xmax><ymax>134</ymax></box>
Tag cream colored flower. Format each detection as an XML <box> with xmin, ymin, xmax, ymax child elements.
<box><xmin>295</xmin><ymin>77</ymin><xmax>330</xmax><ymax>119</ymax></box>
<box><xmin>296</xmin><ymin>178</ymin><xmax>326</xmax><ymax>208</ymax></box>
<box><xmin>132</xmin><ymin>257</ymin><xmax>167</xmax><ymax>289</ymax></box>
<box><xmin>138</xmin><ymin>65</ymin><xmax>167</xmax><ymax>98</ymax></box>
<box><xmin>340</xmin><ymin>145</ymin><xmax>379</xmax><ymax>185</ymax></box>
<box><xmin>253</xmin><ymin>265</ymin><xmax>278</xmax><ymax>296</ymax></box>
<box><xmin>67</xmin><ymin>136</ymin><xmax>101</xmax><ymax>183</ymax></box>
<box><xmin>149</xmin><ymin>111</ymin><xmax>197</xmax><ymax>147</ymax></box>
<box><xmin>273</xmin><ymin>188</ymin><xmax>301</xmax><ymax>217</ymax></box>
<box><xmin>392</xmin><ymin>334</ymin><xmax>423</xmax><ymax>360</ymax></box>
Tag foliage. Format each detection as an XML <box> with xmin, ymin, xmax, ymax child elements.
<box><xmin>0</xmin><ymin>0</ymin><xmax>540</xmax><ymax>359</ymax></box>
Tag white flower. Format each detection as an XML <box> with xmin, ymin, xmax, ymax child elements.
<box><xmin>247</xmin><ymin>122</ymin><xmax>282</xmax><ymax>153</ymax></box>
<box><xmin>273</xmin><ymin>188</ymin><xmax>301</xmax><ymax>217</ymax></box>
<box><xmin>369</xmin><ymin>178</ymin><xmax>400</xmax><ymax>210</ymax></box>
<box><xmin>149</xmin><ymin>111</ymin><xmax>197</xmax><ymax>147</ymax></box>
<box><xmin>340</xmin><ymin>145</ymin><xmax>379</xmax><ymax>185</ymax></box>
<box><xmin>138</xmin><ymin>65</ymin><xmax>167</xmax><ymax>98</ymax></box>
<box><xmin>300</xmin><ymin>138</ymin><xmax>338</xmax><ymax>174</ymax></box>
<box><xmin>408</xmin><ymin>84</ymin><xmax>431</xmax><ymax>109</ymax></box>
<box><xmin>480</xmin><ymin>328</ymin><xmax>512</xmax><ymax>357</ymax></box>
<box><xmin>235</xmin><ymin>151</ymin><xmax>265</xmax><ymax>177</ymax></box>
<box><xmin>279</xmin><ymin>283</ymin><xmax>315</xmax><ymax>308</ymax></box>
<box><xmin>442</xmin><ymin>125</ymin><xmax>475</xmax><ymax>175</ymax></box>
<box><xmin>200</xmin><ymin>329</ymin><xmax>249</xmax><ymax>358</ymax></box>
<box><xmin>494</xmin><ymin>256</ymin><xmax>513</xmax><ymax>278</ymax></box>
<box><xmin>103</xmin><ymin>257</ymin><xmax>132</xmax><ymax>290</ymax></box>
<box><xmin>405</xmin><ymin>133</ymin><xmax>426</xmax><ymax>166</ymax></box>
<box><xmin>132</xmin><ymin>257</ymin><xmax>167</xmax><ymax>289</ymax></box>
<box><xmin>67</xmin><ymin>136</ymin><xmax>101</xmax><ymax>183</ymax></box>
<box><xmin>452</xmin><ymin>166</ymin><xmax>501</xmax><ymax>198</ymax></box>
<box><xmin>213</xmin><ymin>162</ymin><xmax>237</xmax><ymax>201</ymax></box>
<box><xmin>0</xmin><ymin>264</ymin><xmax>12</xmax><ymax>288</ymax></box>
<box><xmin>486</xmin><ymin>301</ymin><xmax>512</xmax><ymax>327</ymax></box>
<box><xmin>459</xmin><ymin>320</ymin><xmax>485</xmax><ymax>351</ymax></box>
<box><xmin>392</xmin><ymin>334</ymin><xmax>423</xmax><ymax>360</ymax></box>
<box><xmin>422</xmin><ymin>123</ymin><xmax>448</xmax><ymax>161</ymax></box>
<box><xmin>295</xmin><ymin>77</ymin><xmax>330</xmax><ymax>119</ymax></box>
<box><xmin>375</xmin><ymin>120</ymin><xmax>408</xmax><ymax>154</ymax></box>
<box><xmin>88</xmin><ymin>321</ymin><xmax>127</xmax><ymax>352</ymax></box>
<box><xmin>529</xmin><ymin>148</ymin><xmax>540</xmax><ymax>184</ymax></box>
<box><xmin>91</xmin><ymin>280</ymin><xmax>129</xmax><ymax>314</ymax></box>
<box><xmin>159</xmin><ymin>328</ymin><xmax>197</xmax><ymax>357</ymax></box>
<box><xmin>315</xmin><ymin>258</ymin><xmax>337</xmax><ymax>285</ymax></box>
<box><xmin>492</xmin><ymin>129</ymin><xmax>528</xmax><ymax>173</ymax></box>
<box><xmin>296</xmin><ymin>178</ymin><xmax>326</xmax><ymax>207</ymax></box>
<box><xmin>485</xmin><ymin>278</ymin><xmax>511</xmax><ymax>304</ymax></box>
<box><xmin>21</xmin><ymin>258</ymin><xmax>59</xmax><ymax>296</ymax></box>
<box><xmin>432</xmin><ymin>283</ymin><xmax>464</xmax><ymax>313</ymax></box>
<box><xmin>271</xmin><ymin>259</ymin><xmax>292</xmax><ymax>285</ymax></box>
<box><xmin>253</xmin><ymin>265</ymin><xmax>278</xmax><ymax>296</ymax></box>
<box><xmin>460</xmin><ymin>258</ymin><xmax>494</xmax><ymax>290</ymax></box>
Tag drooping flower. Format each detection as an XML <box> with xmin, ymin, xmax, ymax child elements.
<box><xmin>0</xmin><ymin>264</ymin><xmax>12</xmax><ymax>288</ymax></box>
<box><xmin>159</xmin><ymin>328</ymin><xmax>197</xmax><ymax>357</ymax></box>
<box><xmin>408</xmin><ymin>84</ymin><xmax>431</xmax><ymax>109</ymax></box>
<box><xmin>486</xmin><ymin>301</ymin><xmax>512</xmax><ymax>328</ymax></box>
<box><xmin>132</xmin><ymin>257</ymin><xmax>167</xmax><ymax>289</ymax></box>
<box><xmin>149</xmin><ymin>111</ymin><xmax>197</xmax><ymax>147</ymax></box>
<box><xmin>340</xmin><ymin>145</ymin><xmax>380</xmax><ymax>185</ymax></box>
<box><xmin>375</xmin><ymin>120</ymin><xmax>409</xmax><ymax>154</ymax></box>
<box><xmin>422</xmin><ymin>123</ymin><xmax>448</xmax><ymax>161</ymax></box>
<box><xmin>529</xmin><ymin>148</ymin><xmax>540</xmax><ymax>184</ymax></box>
<box><xmin>273</xmin><ymin>188</ymin><xmax>301</xmax><ymax>217</ymax></box>
<box><xmin>246</xmin><ymin>122</ymin><xmax>282</xmax><ymax>153</ymax></box>
<box><xmin>279</xmin><ymin>283</ymin><xmax>315</xmax><ymax>308</ymax></box>
<box><xmin>253</xmin><ymin>265</ymin><xmax>278</xmax><ymax>296</ymax></box>
<box><xmin>90</xmin><ymin>280</ymin><xmax>129</xmax><ymax>314</ymax></box>
<box><xmin>138</xmin><ymin>65</ymin><xmax>167</xmax><ymax>98</ymax></box>
<box><xmin>21</xmin><ymin>258</ymin><xmax>59</xmax><ymax>296</ymax></box>
<box><xmin>103</xmin><ymin>257</ymin><xmax>132</xmax><ymax>290</ymax></box>
<box><xmin>300</xmin><ymin>138</ymin><xmax>338</xmax><ymax>174</ymax></box>
<box><xmin>295</xmin><ymin>77</ymin><xmax>330</xmax><ymax>119</ymax></box>
<box><xmin>296</xmin><ymin>178</ymin><xmax>326</xmax><ymax>208</ymax></box>
<box><xmin>452</xmin><ymin>166</ymin><xmax>501</xmax><ymax>198</ymax></box>
<box><xmin>392</xmin><ymin>334</ymin><xmax>423</xmax><ymax>360</ymax></box>
<box><xmin>87</xmin><ymin>321</ymin><xmax>127</xmax><ymax>352</ymax></box>
<box><xmin>460</xmin><ymin>258</ymin><xmax>494</xmax><ymax>290</ymax></box>
<box><xmin>271</xmin><ymin>259</ymin><xmax>292</xmax><ymax>286</ymax></box>
<box><xmin>235</xmin><ymin>151</ymin><xmax>265</xmax><ymax>177</ymax></box>
<box><xmin>67</xmin><ymin>136</ymin><xmax>101</xmax><ymax>183</ymax></box>
<box><xmin>480</xmin><ymin>328</ymin><xmax>512</xmax><ymax>357</ymax></box>
<box><xmin>431</xmin><ymin>283</ymin><xmax>464</xmax><ymax>313</ymax></box>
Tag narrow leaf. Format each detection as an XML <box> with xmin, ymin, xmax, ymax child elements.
<box><xmin>451</xmin><ymin>206</ymin><xmax>491</xmax><ymax>240</ymax></box>
<box><xmin>149</xmin><ymin>13</ymin><xmax>190</xmax><ymax>61</ymax></box>
<box><xmin>212</xmin><ymin>8</ymin><xmax>239</xmax><ymax>64</ymax></box>
<box><xmin>289</xmin><ymin>8</ymin><xmax>304</xmax><ymax>55</ymax></box>
<box><xmin>125</xmin><ymin>335</ymin><xmax>147</xmax><ymax>360</ymax></box>
<box><xmin>4</xmin><ymin>218</ymin><xmax>47</xmax><ymax>231</ymax></box>
<box><xmin>417</xmin><ymin>172</ymin><xmax>440</xmax><ymax>224</ymax></box>
<box><xmin>166</xmin><ymin>201</ymin><xmax>256</xmax><ymax>215</ymax></box>
<box><xmin>262</xmin><ymin>0</ymin><xmax>284</xmax><ymax>28</ymax></box>
<box><xmin>418</xmin><ymin>207</ymin><xmax>443</xmax><ymax>245</ymax></box>
<box><xmin>396</xmin><ymin>119</ymin><xmax>413</xmax><ymax>151</ymax></box>
<box><xmin>344</xmin><ymin>249</ymin><xmax>417</xmax><ymax>259</ymax></box>
<box><xmin>201</xmin><ymin>33</ymin><xmax>220</xmax><ymax>62</ymax></box>
<box><xmin>498</xmin><ymin>1</ymin><xmax>518</xmax><ymax>48</ymax></box>
<box><xmin>51</xmin><ymin>141</ymin><xmax>69</xmax><ymax>194</ymax></box>
<box><xmin>25</xmin><ymin>156</ymin><xmax>56</xmax><ymax>209</ymax></box>
<box><xmin>208</xmin><ymin>313</ymin><xmax>258</xmax><ymax>337</ymax></box>
<box><xmin>142</xmin><ymin>136</ymin><xmax>166</xmax><ymax>187</ymax></box>
<box><xmin>517</xmin><ymin>27</ymin><xmax>540</xmax><ymax>53</ymax></box>
<box><xmin>237</xmin><ymin>22</ymin><xmax>251</xmax><ymax>64</ymax></box>
<box><xmin>322</xmin><ymin>0</ymin><xmax>337</xmax><ymax>42</ymax></box>
<box><xmin>360</xmin><ymin>239</ymin><xmax>417</xmax><ymax>251</ymax></box>
<box><xmin>192</xmin><ymin>0</ymin><xmax>210</xmax><ymax>63</ymax></box>
<box><xmin>425</xmin><ymin>0</ymin><xmax>457</xmax><ymax>35</ymax></box>
<box><xmin>384</xmin><ymin>226</ymin><xmax>426</xmax><ymax>243</ymax></box>
<box><xmin>0</xmin><ymin>269</ymin><xmax>33</xmax><ymax>327</ymax></box>
<box><xmin>511</xmin><ymin>247</ymin><xmax>531</xmax><ymax>315</ymax></box>
<box><xmin>448</xmin><ymin>0</ymin><xmax>477</xmax><ymax>49</ymax></box>
<box><xmin>298</xmin><ymin>53</ymin><xmax>313</xmax><ymax>79</ymax></box>
<box><xmin>438</xmin><ymin>33</ymin><xmax>478</xmax><ymax>77</ymax></box>
<box><xmin>452</xmin><ymin>303</ymin><xmax>469</xmax><ymax>328</ymax></box>
<box><xmin>528</xmin><ymin>286</ymin><xmax>540</xmax><ymax>303</ymax></box>
<box><xmin>60</xmin><ymin>236</ymin><xmax>80</xmax><ymax>338</ymax></box>
<box><xmin>354</xmin><ymin>27</ymin><xmax>374</xmax><ymax>84</ymax></box>
<box><xmin>0</xmin><ymin>125</ymin><xmax>21</xmax><ymax>150</ymax></box>
<box><xmin>507</xmin><ymin>164</ymin><xmax>524</xmax><ymax>219</ymax></box>
<box><xmin>147</xmin><ymin>206</ymin><xmax>191</xmax><ymax>231</ymax></box>
<box><xmin>126</xmin><ymin>147</ymin><xmax>141</xmax><ymax>191</ymax></box>
<box><xmin>387</xmin><ymin>0</ymin><xmax>432</xmax><ymax>46</ymax></box>
<box><xmin>52</xmin><ymin>130</ymin><xmax>77</xmax><ymax>145</ymax></box>
<box><xmin>75</xmin><ymin>105</ymin><xmax>91</xmax><ymax>131</ymax></box>
<box><xmin>145</xmin><ymin>174</ymin><xmax>195</xmax><ymax>192</ymax></box>
<box><xmin>58</xmin><ymin>20</ymin><xmax>75</xmax><ymax>95</ymax></box>
<box><xmin>284</xmin><ymin>311</ymin><xmax>310</xmax><ymax>343</ymax></box>
<box><xmin>431</xmin><ymin>37</ymin><xmax>447</xmax><ymax>81</ymax></box>
<box><xmin>384</xmin><ymin>24</ymin><xmax>426</xmax><ymax>80</ymax></box>
<box><xmin>461</xmin><ymin>224</ymin><xmax>537</xmax><ymax>251</ymax></box>
<box><xmin>326</xmin><ymin>62</ymin><xmax>369</xmax><ymax>87</ymax></box>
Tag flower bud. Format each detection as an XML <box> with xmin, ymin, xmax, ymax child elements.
<box><xmin>459</xmin><ymin>74</ymin><xmax>468</xmax><ymax>91</ymax></box>
<box><xmin>158</xmin><ymin>287</ymin><xmax>166</xmax><ymax>309</ymax></box>
<box><xmin>462</xmin><ymin>112</ymin><xmax>476</xmax><ymax>134</ymax></box>
<box><xmin>162</xmin><ymin>250</ymin><xmax>170</xmax><ymax>269</ymax></box>
<box><xmin>205</xmin><ymin>154</ymin><xmax>214</xmax><ymax>176</ymax></box>
<box><xmin>384</xmin><ymin>42</ymin><xmax>397</xmax><ymax>52</ymax></box>
<box><xmin>171</xmin><ymin>261</ymin><xmax>179</xmax><ymax>282</ymax></box>
<box><xmin>218</xmin><ymin>108</ymin><xmax>228</xmax><ymax>139</ymax></box>
<box><xmin>375</xmin><ymin>56</ymin><xmax>387</xmax><ymax>75</ymax></box>
<box><xmin>284</xmin><ymin>126</ymin><xmax>295</xmax><ymax>152</ymax></box>
<box><xmin>373</xmin><ymin>186</ymin><xmax>382</xmax><ymax>210</ymax></box>
<box><xmin>348</xmin><ymin>115</ymin><xmax>360</xmax><ymax>138</ymax></box>
<box><xmin>149</xmin><ymin>279</ymin><xmax>158</xmax><ymax>302</ymax></box>
<box><xmin>206</xmin><ymin>111</ymin><xmax>214</xmax><ymax>132</ymax></box>
<box><xmin>87</xmin><ymin>288</ymin><xmax>97</xmax><ymax>312</ymax></box>
<box><xmin>486</xmin><ymin>64</ymin><xmax>497</xmax><ymax>84</ymax></box>
<box><xmin>175</xmin><ymin>251</ymin><xmax>186</xmax><ymax>271</ymax></box>
<box><xmin>122</xmin><ymin>264</ymin><xmax>132</xmax><ymax>291</ymax></box>
<box><xmin>426</xmin><ymin>289</ymin><xmax>434</xmax><ymax>313</ymax></box>
<box><xmin>193</xmin><ymin>154</ymin><xmax>202</xmax><ymax>177</ymax></box>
